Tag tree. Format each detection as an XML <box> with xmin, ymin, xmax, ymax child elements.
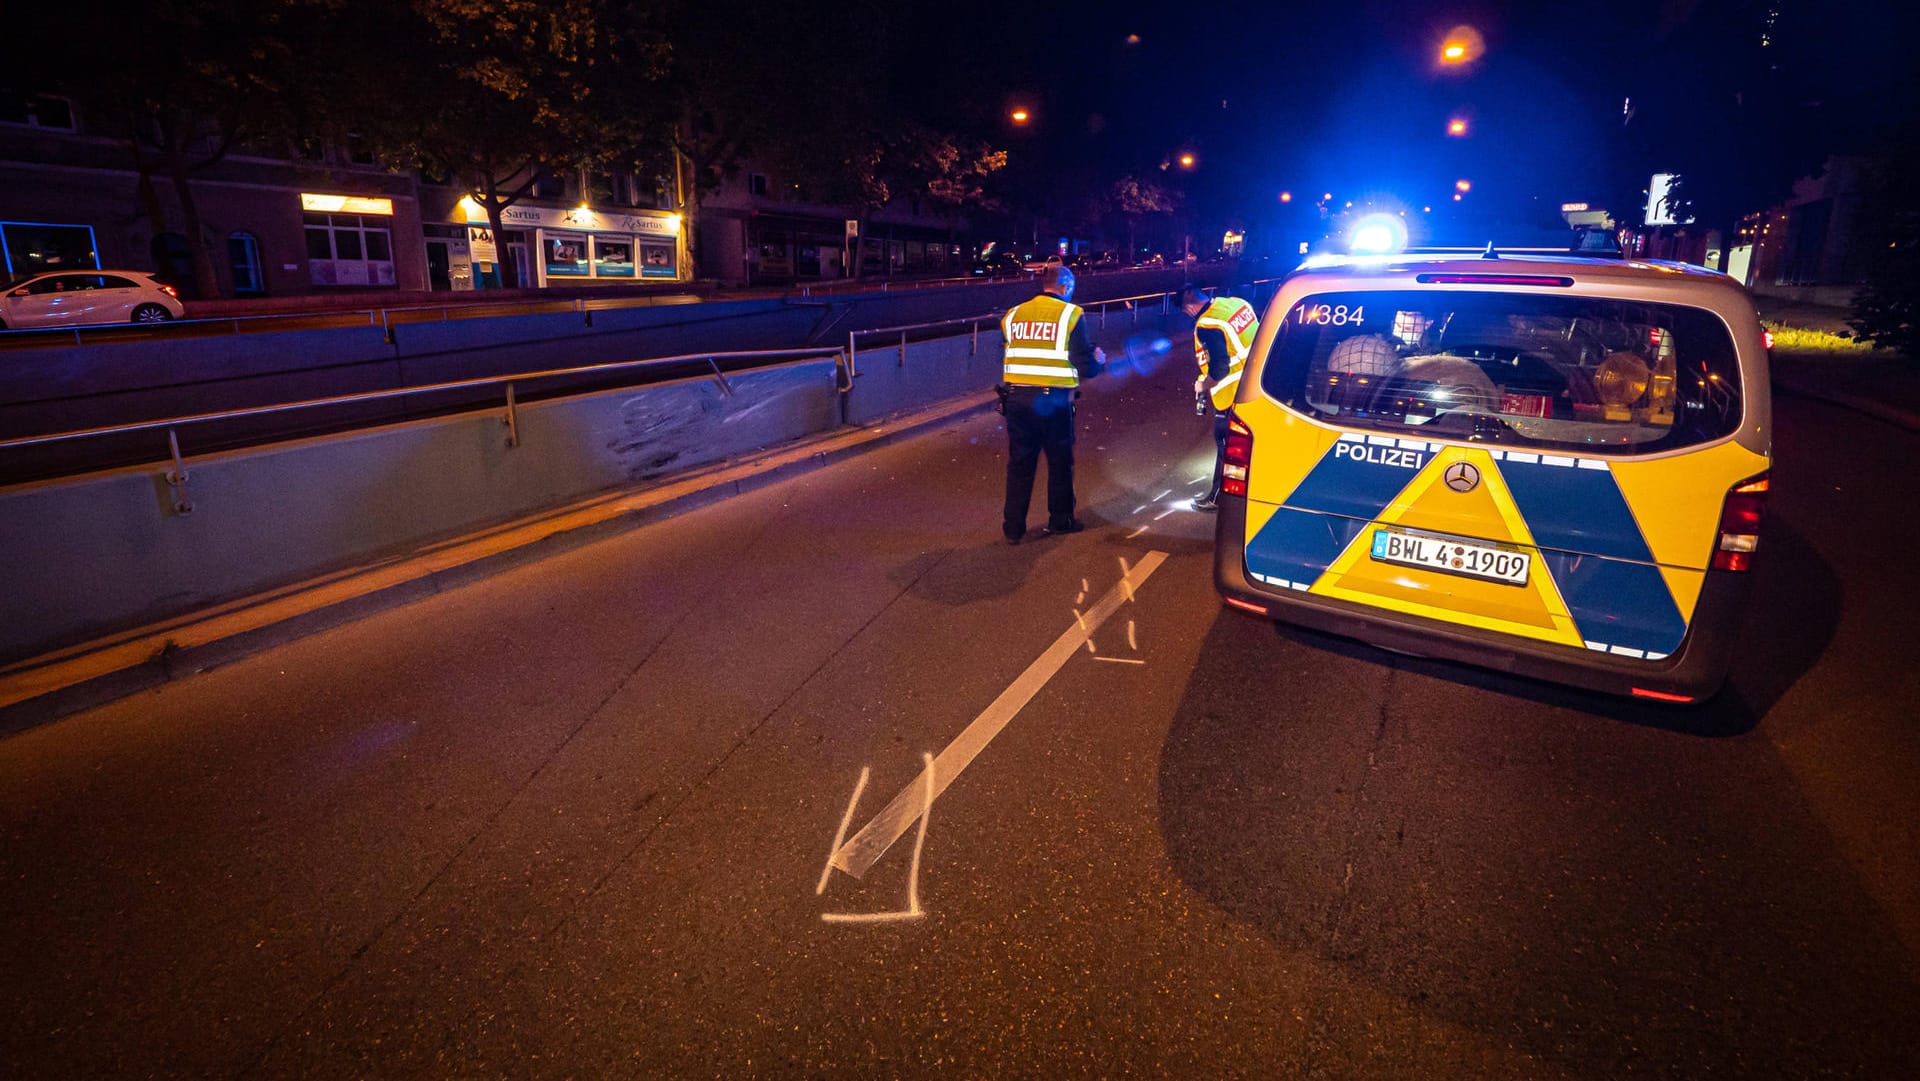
<box><xmin>4</xmin><ymin>0</ymin><xmax>317</xmax><ymax>298</ymax></box>
<box><xmin>1848</xmin><ymin>147</ymin><xmax>1920</xmax><ymax>357</ymax></box>
<box><xmin>336</xmin><ymin>0</ymin><xmax>672</xmax><ymax>289</ymax></box>
<box><xmin>1111</xmin><ymin>176</ymin><xmax>1176</xmax><ymax>262</ymax></box>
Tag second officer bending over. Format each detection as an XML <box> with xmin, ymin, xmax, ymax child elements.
<box><xmin>999</xmin><ymin>265</ymin><xmax>1105</xmax><ymax>544</ymax></box>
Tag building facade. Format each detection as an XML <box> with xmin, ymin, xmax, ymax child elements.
<box><xmin>1</xmin><ymin>92</ymin><xmax>690</xmax><ymax>299</ymax></box>
<box><xmin>695</xmin><ymin>162</ymin><xmax>976</xmax><ymax>286</ymax></box>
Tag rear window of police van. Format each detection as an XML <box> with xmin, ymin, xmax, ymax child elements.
<box><xmin>1258</xmin><ymin>290</ymin><xmax>1745</xmax><ymax>454</ymax></box>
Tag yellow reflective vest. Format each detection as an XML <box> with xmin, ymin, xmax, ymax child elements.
<box><xmin>1195</xmin><ymin>295</ymin><xmax>1261</xmax><ymax>411</ymax></box>
<box><xmin>1001</xmin><ymin>294</ymin><xmax>1084</xmax><ymax>389</ymax></box>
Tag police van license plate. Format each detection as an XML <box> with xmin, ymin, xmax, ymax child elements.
<box><xmin>1370</xmin><ymin>527</ymin><xmax>1530</xmax><ymax>586</ymax></box>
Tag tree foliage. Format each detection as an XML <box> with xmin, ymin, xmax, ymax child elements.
<box><xmin>3</xmin><ymin>0</ymin><xmax>320</xmax><ymax>297</ymax></box>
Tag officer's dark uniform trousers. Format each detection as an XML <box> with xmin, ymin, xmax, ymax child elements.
<box><xmin>1003</xmin><ymin>385</ymin><xmax>1077</xmax><ymax>534</ymax></box>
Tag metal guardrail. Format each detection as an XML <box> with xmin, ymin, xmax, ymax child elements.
<box><xmin>0</xmin><ymin>346</ymin><xmax>847</xmax><ymax>502</ymax></box>
<box><xmin>0</xmin><ymin>291</ymin><xmax>704</xmax><ymax>348</ymax></box>
<box><xmin>843</xmin><ymin>288</ymin><xmax>1189</xmax><ymax>378</ymax></box>
<box><xmin>3</xmin><ymin>273</ymin><xmax>1294</xmax><ymax>486</ymax></box>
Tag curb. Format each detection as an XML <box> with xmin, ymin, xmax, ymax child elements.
<box><xmin>0</xmin><ymin>393</ymin><xmax>998</xmax><ymax>736</ymax></box>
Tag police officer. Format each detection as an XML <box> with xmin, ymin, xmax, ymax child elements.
<box><xmin>1180</xmin><ymin>285</ymin><xmax>1260</xmax><ymax>510</ymax></box>
<box><xmin>999</xmin><ymin>265</ymin><xmax>1105</xmax><ymax>544</ymax></box>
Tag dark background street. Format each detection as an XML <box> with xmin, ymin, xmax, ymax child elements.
<box><xmin>4</xmin><ymin>339</ymin><xmax>1915</xmax><ymax>1078</ymax></box>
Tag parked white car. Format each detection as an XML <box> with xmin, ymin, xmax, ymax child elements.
<box><xmin>0</xmin><ymin>270</ymin><xmax>184</xmax><ymax>330</ymax></box>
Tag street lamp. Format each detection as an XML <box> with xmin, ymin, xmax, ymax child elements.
<box><xmin>1279</xmin><ymin>191</ymin><xmax>1292</xmax><ymax>202</ymax></box>
<box><xmin>1447</xmin><ymin>118</ymin><xmax>1468</xmax><ymax>136</ymax></box>
<box><xmin>1439</xmin><ymin>26</ymin><xmax>1483</xmax><ymax>65</ymax></box>
<box><xmin>1455</xmin><ymin>179</ymin><xmax>1472</xmax><ymax>192</ymax></box>
<box><xmin>1010</xmin><ymin>107</ymin><xmax>1030</xmax><ymax>124</ymax></box>
<box><xmin>1178</xmin><ymin>152</ymin><xmax>1196</xmax><ymax>169</ymax></box>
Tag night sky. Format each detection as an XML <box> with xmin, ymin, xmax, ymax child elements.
<box><xmin>850</xmin><ymin>0</ymin><xmax>1915</xmax><ymax>242</ymax></box>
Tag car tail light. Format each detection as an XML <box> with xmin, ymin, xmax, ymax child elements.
<box><xmin>158</xmin><ymin>284</ymin><xmax>180</xmax><ymax>299</ymax></box>
<box><xmin>1711</xmin><ymin>474</ymin><xmax>1768</xmax><ymax>571</ymax></box>
<box><xmin>1224</xmin><ymin>596</ymin><xmax>1268</xmax><ymax>616</ymax></box>
<box><xmin>1761</xmin><ymin>327</ymin><xmax>1775</xmax><ymax>351</ymax></box>
<box><xmin>1631</xmin><ymin>686</ymin><xmax>1695</xmax><ymax>703</ymax></box>
<box><xmin>1221</xmin><ymin>414</ymin><xmax>1253</xmax><ymax>496</ymax></box>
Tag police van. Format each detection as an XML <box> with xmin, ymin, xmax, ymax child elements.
<box><xmin>1213</xmin><ymin>249</ymin><xmax>1771</xmax><ymax>702</ymax></box>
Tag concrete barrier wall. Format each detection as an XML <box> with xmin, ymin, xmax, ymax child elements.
<box><xmin>0</xmin><ymin>303</ymin><xmax>1195</xmax><ymax>661</ymax></box>
<box><xmin>0</xmin><ymin>358</ymin><xmax>838</xmax><ymax>661</ymax></box>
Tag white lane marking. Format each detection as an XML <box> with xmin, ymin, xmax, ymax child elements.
<box><xmin>816</xmin><ymin>767</ymin><xmax>871</xmax><ymax>895</ymax></box>
<box><xmin>1125</xmin><ymin>526</ymin><xmax>1148</xmax><ymax>539</ymax></box>
<box><xmin>822</xmin><ymin>753</ymin><xmax>934</xmax><ymax>923</ymax></box>
<box><xmin>830</xmin><ymin>552</ymin><xmax>1168</xmax><ymax>879</ymax></box>
<box><xmin>1093</xmin><ymin>656</ymin><xmax>1145</xmax><ymax>665</ymax></box>
<box><xmin>1133</xmin><ymin>504</ymin><xmax>1148</xmax><ymax>514</ymax></box>
<box><xmin>1155</xmin><ymin>488</ymin><xmax>1172</xmax><ymax>500</ymax></box>
<box><xmin>1192</xmin><ymin>473</ymin><xmax>1210</xmax><ymax>484</ymax></box>
<box><xmin>1153</xmin><ymin>508</ymin><xmax>1177</xmax><ymax>521</ymax></box>
<box><xmin>1117</xmin><ymin>558</ymin><xmax>1137</xmax><ymax>603</ymax></box>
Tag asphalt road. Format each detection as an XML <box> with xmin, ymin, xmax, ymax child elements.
<box><xmin>3</xmin><ymin>342</ymin><xmax>1917</xmax><ymax>1079</ymax></box>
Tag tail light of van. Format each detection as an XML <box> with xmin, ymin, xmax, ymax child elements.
<box><xmin>1221</xmin><ymin>414</ymin><xmax>1254</xmax><ymax>497</ymax></box>
<box><xmin>1711</xmin><ymin>474</ymin><xmax>1768</xmax><ymax>571</ymax></box>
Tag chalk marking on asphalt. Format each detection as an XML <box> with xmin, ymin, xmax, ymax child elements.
<box><xmin>1093</xmin><ymin>656</ymin><xmax>1145</xmax><ymax>665</ymax></box>
<box><xmin>1127</xmin><ymin>620</ymin><xmax>1138</xmax><ymax>650</ymax></box>
<box><xmin>816</xmin><ymin>767</ymin><xmax>870</xmax><ymax>895</ymax></box>
<box><xmin>1192</xmin><ymin>473</ymin><xmax>1210</xmax><ymax>484</ymax></box>
<box><xmin>822</xmin><ymin>754</ymin><xmax>934</xmax><ymax>923</ymax></box>
<box><xmin>1153</xmin><ymin>507</ymin><xmax>1177</xmax><ymax>521</ymax></box>
<box><xmin>1155</xmin><ymin>488</ymin><xmax>1172</xmax><ymax>500</ymax></box>
<box><xmin>830</xmin><ymin>552</ymin><xmax>1168</xmax><ymax>879</ymax></box>
<box><xmin>1117</xmin><ymin>558</ymin><xmax>1138</xmax><ymax>603</ymax></box>
<box><xmin>1133</xmin><ymin>504</ymin><xmax>1148</xmax><ymax>515</ymax></box>
<box><xmin>1125</xmin><ymin>525</ymin><xmax>1148</xmax><ymax>539</ymax></box>
<box><xmin>1085</xmin><ymin>638</ymin><xmax>1097</xmax><ymax>654</ymax></box>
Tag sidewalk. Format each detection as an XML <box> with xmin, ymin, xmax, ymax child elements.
<box><xmin>1757</xmin><ymin>297</ymin><xmax>1920</xmax><ymax>433</ymax></box>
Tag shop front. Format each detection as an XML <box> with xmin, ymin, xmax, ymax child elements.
<box><xmin>459</xmin><ymin>202</ymin><xmax>684</xmax><ymax>288</ymax></box>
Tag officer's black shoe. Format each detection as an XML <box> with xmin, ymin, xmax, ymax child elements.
<box><xmin>1004</xmin><ymin>527</ymin><xmax>1025</xmax><ymax>545</ymax></box>
<box><xmin>1044</xmin><ymin>518</ymin><xmax>1086</xmax><ymax>536</ymax></box>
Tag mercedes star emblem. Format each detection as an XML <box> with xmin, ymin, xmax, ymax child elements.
<box><xmin>1444</xmin><ymin>461</ymin><xmax>1481</xmax><ymax>493</ymax></box>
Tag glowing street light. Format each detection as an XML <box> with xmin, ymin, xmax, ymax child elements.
<box><xmin>1010</xmin><ymin>107</ymin><xmax>1030</xmax><ymax>124</ymax></box>
<box><xmin>1453</xmin><ymin>193</ymin><xmax>1464</xmax><ymax>202</ymax></box>
<box><xmin>1447</xmin><ymin>118</ymin><xmax>1468</xmax><ymax>136</ymax></box>
<box><xmin>1178</xmin><ymin>152</ymin><xmax>1196</xmax><ymax>169</ymax></box>
<box><xmin>1279</xmin><ymin>191</ymin><xmax>1292</xmax><ymax>202</ymax></box>
<box><xmin>1438</xmin><ymin>26</ymin><xmax>1484</xmax><ymax>65</ymax></box>
<box><xmin>1455</xmin><ymin>179</ymin><xmax>1472</xmax><ymax>192</ymax></box>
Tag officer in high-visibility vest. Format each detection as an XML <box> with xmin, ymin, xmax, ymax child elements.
<box><xmin>998</xmin><ymin>265</ymin><xmax>1106</xmax><ymax>544</ymax></box>
<box><xmin>1180</xmin><ymin>285</ymin><xmax>1260</xmax><ymax>510</ymax></box>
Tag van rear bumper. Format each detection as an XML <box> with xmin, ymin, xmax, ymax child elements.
<box><xmin>1212</xmin><ymin>495</ymin><xmax>1751</xmax><ymax>702</ymax></box>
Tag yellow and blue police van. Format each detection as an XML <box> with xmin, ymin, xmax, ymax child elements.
<box><xmin>1213</xmin><ymin>250</ymin><xmax>1772</xmax><ymax>702</ymax></box>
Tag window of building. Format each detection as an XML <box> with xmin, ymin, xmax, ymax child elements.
<box><xmin>543</xmin><ymin>232</ymin><xmax>590</xmax><ymax>277</ymax></box>
<box><xmin>748</xmin><ymin>173</ymin><xmax>769</xmax><ymax>197</ymax></box>
<box><xmin>640</xmin><ymin>242</ymin><xmax>677</xmax><ymax>278</ymax></box>
<box><xmin>0</xmin><ymin>92</ymin><xmax>76</xmax><ymax>131</ymax></box>
<box><xmin>303</xmin><ymin>211</ymin><xmax>396</xmax><ymax>286</ymax></box>
<box><xmin>345</xmin><ymin>133</ymin><xmax>375</xmax><ymax>166</ymax></box>
<box><xmin>592</xmin><ymin>236</ymin><xmax>635</xmax><ymax>277</ymax></box>
<box><xmin>0</xmin><ymin>221</ymin><xmax>99</xmax><ymax>276</ymax></box>
<box><xmin>532</xmin><ymin>173</ymin><xmax>568</xmax><ymax>199</ymax></box>
<box><xmin>228</xmin><ymin>232</ymin><xmax>264</xmax><ymax>295</ymax></box>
